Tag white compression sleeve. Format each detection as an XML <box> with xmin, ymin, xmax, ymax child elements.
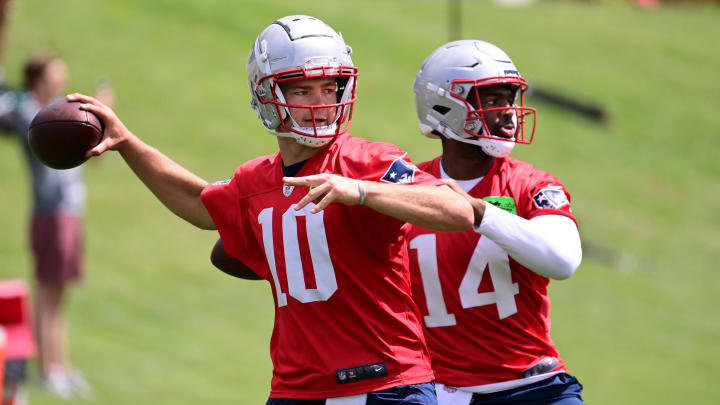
<box><xmin>475</xmin><ymin>203</ymin><xmax>582</xmax><ymax>280</ymax></box>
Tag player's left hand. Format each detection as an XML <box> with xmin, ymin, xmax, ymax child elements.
<box><xmin>441</xmin><ymin>178</ymin><xmax>473</xmax><ymax>199</ymax></box>
<box><xmin>283</xmin><ymin>174</ymin><xmax>362</xmax><ymax>214</ymax></box>
<box><xmin>442</xmin><ymin>178</ymin><xmax>486</xmax><ymax>227</ymax></box>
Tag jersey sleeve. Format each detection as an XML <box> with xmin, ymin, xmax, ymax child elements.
<box><xmin>518</xmin><ymin>170</ymin><xmax>577</xmax><ymax>226</ymax></box>
<box><xmin>343</xmin><ymin>141</ymin><xmax>443</xmax><ymax>186</ymax></box>
<box><xmin>201</xmin><ymin>170</ymin><xmax>265</xmax><ymax>278</ymax></box>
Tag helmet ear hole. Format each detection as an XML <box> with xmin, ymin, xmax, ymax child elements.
<box><xmin>510</xmin><ymin>85</ymin><xmax>520</xmax><ymax>104</ymax></box>
<box><xmin>336</xmin><ymin>77</ymin><xmax>350</xmax><ymax>103</ymax></box>
<box><xmin>432</xmin><ymin>105</ymin><xmax>451</xmax><ymax>115</ymax></box>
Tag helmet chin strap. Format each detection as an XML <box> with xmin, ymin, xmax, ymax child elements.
<box><xmin>266</xmin><ymin>125</ymin><xmax>336</xmax><ymax>148</ymax></box>
<box><xmin>479</xmin><ymin>138</ymin><xmax>515</xmax><ymax>158</ymax></box>
<box><xmin>284</xmin><ymin>110</ymin><xmax>340</xmax><ymax>147</ymax></box>
<box><xmin>287</xmin><ymin>113</ymin><xmax>339</xmax><ymax>137</ymax></box>
<box><xmin>478</xmin><ymin>112</ymin><xmax>518</xmax><ymax>158</ymax></box>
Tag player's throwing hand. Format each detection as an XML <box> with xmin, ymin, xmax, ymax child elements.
<box><xmin>66</xmin><ymin>93</ymin><xmax>132</xmax><ymax>157</ymax></box>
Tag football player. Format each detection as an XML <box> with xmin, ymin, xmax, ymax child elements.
<box><xmin>68</xmin><ymin>15</ymin><xmax>476</xmax><ymax>405</ymax></box>
<box><xmin>406</xmin><ymin>40</ymin><xmax>585</xmax><ymax>404</ymax></box>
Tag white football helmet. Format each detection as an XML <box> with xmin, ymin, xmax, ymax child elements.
<box><xmin>247</xmin><ymin>15</ymin><xmax>357</xmax><ymax>147</ymax></box>
<box><xmin>413</xmin><ymin>40</ymin><xmax>536</xmax><ymax>157</ymax></box>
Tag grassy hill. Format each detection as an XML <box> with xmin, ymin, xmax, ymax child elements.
<box><xmin>1</xmin><ymin>1</ymin><xmax>718</xmax><ymax>404</ymax></box>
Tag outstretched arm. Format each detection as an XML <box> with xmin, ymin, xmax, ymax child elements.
<box><xmin>283</xmin><ymin>174</ymin><xmax>474</xmax><ymax>232</ymax></box>
<box><xmin>67</xmin><ymin>93</ymin><xmax>215</xmax><ymax>230</ymax></box>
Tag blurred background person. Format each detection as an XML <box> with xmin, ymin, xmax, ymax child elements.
<box><xmin>0</xmin><ymin>51</ymin><xmax>113</xmax><ymax>399</ymax></box>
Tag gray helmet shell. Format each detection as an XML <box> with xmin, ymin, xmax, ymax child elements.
<box><xmin>247</xmin><ymin>15</ymin><xmax>356</xmax><ymax>147</ymax></box>
<box><xmin>413</xmin><ymin>40</ymin><xmax>535</xmax><ymax>157</ymax></box>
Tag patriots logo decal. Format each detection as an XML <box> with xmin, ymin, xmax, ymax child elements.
<box><xmin>380</xmin><ymin>157</ymin><xmax>417</xmax><ymax>184</ymax></box>
<box><xmin>533</xmin><ymin>185</ymin><xmax>570</xmax><ymax>209</ymax></box>
<box><xmin>212</xmin><ymin>179</ymin><xmax>231</xmax><ymax>186</ymax></box>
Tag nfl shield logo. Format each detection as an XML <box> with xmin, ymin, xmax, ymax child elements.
<box><xmin>283</xmin><ymin>185</ymin><xmax>294</xmax><ymax>197</ymax></box>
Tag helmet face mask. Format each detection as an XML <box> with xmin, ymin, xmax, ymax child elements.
<box><xmin>247</xmin><ymin>15</ymin><xmax>358</xmax><ymax>147</ymax></box>
<box><xmin>453</xmin><ymin>77</ymin><xmax>536</xmax><ymax>145</ymax></box>
<box><xmin>413</xmin><ymin>40</ymin><xmax>537</xmax><ymax>158</ymax></box>
<box><xmin>256</xmin><ymin>64</ymin><xmax>357</xmax><ymax>141</ymax></box>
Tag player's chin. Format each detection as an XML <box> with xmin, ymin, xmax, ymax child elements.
<box><xmin>490</xmin><ymin>127</ymin><xmax>515</xmax><ymax>139</ymax></box>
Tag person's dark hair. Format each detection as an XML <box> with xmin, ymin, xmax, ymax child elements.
<box><xmin>23</xmin><ymin>52</ymin><xmax>60</xmax><ymax>90</ymax></box>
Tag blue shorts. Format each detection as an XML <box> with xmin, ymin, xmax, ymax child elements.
<box><xmin>470</xmin><ymin>373</ymin><xmax>584</xmax><ymax>405</ymax></box>
<box><xmin>267</xmin><ymin>382</ymin><xmax>438</xmax><ymax>405</ymax></box>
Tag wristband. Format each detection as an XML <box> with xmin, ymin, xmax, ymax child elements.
<box><xmin>356</xmin><ymin>179</ymin><xmax>366</xmax><ymax>205</ymax></box>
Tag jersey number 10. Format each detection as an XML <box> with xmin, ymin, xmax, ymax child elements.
<box><xmin>258</xmin><ymin>205</ymin><xmax>338</xmax><ymax>307</ymax></box>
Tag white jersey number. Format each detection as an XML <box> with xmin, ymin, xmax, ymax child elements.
<box><xmin>258</xmin><ymin>205</ymin><xmax>338</xmax><ymax>307</ymax></box>
<box><xmin>410</xmin><ymin>234</ymin><xmax>519</xmax><ymax>326</ymax></box>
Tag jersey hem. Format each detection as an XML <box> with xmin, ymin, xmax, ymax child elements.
<box><xmin>267</xmin><ymin>373</ymin><xmax>435</xmax><ymax>399</ymax></box>
<box><xmin>446</xmin><ymin>369</ymin><xmax>566</xmax><ymax>394</ymax></box>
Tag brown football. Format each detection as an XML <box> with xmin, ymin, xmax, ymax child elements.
<box><xmin>28</xmin><ymin>100</ymin><xmax>103</xmax><ymax>169</ymax></box>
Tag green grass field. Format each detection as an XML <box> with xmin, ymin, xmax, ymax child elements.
<box><xmin>1</xmin><ymin>1</ymin><xmax>719</xmax><ymax>404</ymax></box>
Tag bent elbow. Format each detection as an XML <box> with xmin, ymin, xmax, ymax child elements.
<box><xmin>548</xmin><ymin>250</ymin><xmax>582</xmax><ymax>280</ymax></box>
<box><xmin>189</xmin><ymin>216</ymin><xmax>217</xmax><ymax>230</ymax></box>
<box><xmin>551</xmin><ymin>266</ymin><xmax>575</xmax><ymax>280</ymax></box>
<box><xmin>199</xmin><ymin>219</ymin><xmax>217</xmax><ymax>230</ymax></box>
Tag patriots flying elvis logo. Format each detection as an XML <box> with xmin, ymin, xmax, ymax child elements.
<box><xmin>532</xmin><ymin>185</ymin><xmax>570</xmax><ymax>209</ymax></box>
<box><xmin>381</xmin><ymin>157</ymin><xmax>417</xmax><ymax>184</ymax></box>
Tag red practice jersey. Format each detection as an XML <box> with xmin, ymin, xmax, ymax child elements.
<box><xmin>406</xmin><ymin>156</ymin><xmax>577</xmax><ymax>388</ymax></box>
<box><xmin>201</xmin><ymin>134</ymin><xmax>441</xmax><ymax>399</ymax></box>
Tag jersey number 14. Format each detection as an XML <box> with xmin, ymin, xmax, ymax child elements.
<box><xmin>410</xmin><ymin>234</ymin><xmax>519</xmax><ymax>326</ymax></box>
